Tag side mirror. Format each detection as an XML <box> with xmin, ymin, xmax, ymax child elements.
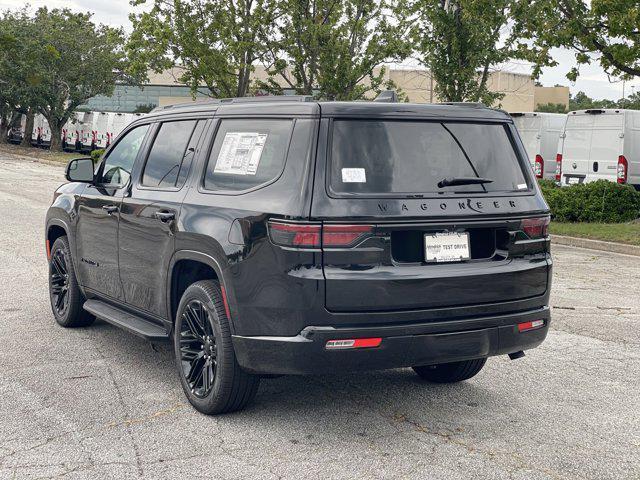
<box><xmin>65</xmin><ymin>158</ymin><xmax>95</xmax><ymax>183</ymax></box>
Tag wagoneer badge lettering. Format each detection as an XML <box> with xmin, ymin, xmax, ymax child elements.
<box><xmin>377</xmin><ymin>199</ymin><xmax>517</xmax><ymax>214</ymax></box>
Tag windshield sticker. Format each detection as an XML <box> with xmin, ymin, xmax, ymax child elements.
<box><xmin>342</xmin><ymin>168</ymin><xmax>366</xmax><ymax>183</ymax></box>
<box><xmin>214</xmin><ymin>132</ymin><xmax>268</xmax><ymax>176</ymax></box>
<box><xmin>517</xmin><ymin>183</ymin><xmax>527</xmax><ymax>190</ymax></box>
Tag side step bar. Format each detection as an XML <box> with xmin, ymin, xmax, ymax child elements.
<box><xmin>83</xmin><ymin>299</ymin><xmax>170</xmax><ymax>341</ymax></box>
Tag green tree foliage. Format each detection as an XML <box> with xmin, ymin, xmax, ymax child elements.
<box><xmin>536</xmin><ymin>103</ymin><xmax>569</xmax><ymax>113</ymax></box>
<box><xmin>259</xmin><ymin>0</ymin><xmax>410</xmax><ymax>100</ymax></box>
<box><xmin>525</xmin><ymin>0</ymin><xmax>640</xmax><ymax>80</ymax></box>
<box><xmin>0</xmin><ymin>8</ymin><xmax>126</xmax><ymax>151</ymax></box>
<box><xmin>406</xmin><ymin>0</ymin><xmax>550</xmax><ymax>104</ymax></box>
<box><xmin>128</xmin><ymin>0</ymin><xmax>277</xmax><ymax>98</ymax></box>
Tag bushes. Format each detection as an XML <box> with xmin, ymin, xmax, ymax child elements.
<box><xmin>538</xmin><ymin>179</ymin><xmax>640</xmax><ymax>223</ymax></box>
<box><xmin>90</xmin><ymin>149</ymin><xmax>105</xmax><ymax>163</ymax></box>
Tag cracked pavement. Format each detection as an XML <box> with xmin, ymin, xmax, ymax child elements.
<box><xmin>0</xmin><ymin>152</ymin><xmax>638</xmax><ymax>479</ymax></box>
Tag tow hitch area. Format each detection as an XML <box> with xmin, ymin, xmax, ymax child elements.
<box><xmin>509</xmin><ymin>350</ymin><xmax>526</xmax><ymax>360</ymax></box>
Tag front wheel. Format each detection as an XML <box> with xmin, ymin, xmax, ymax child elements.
<box><xmin>412</xmin><ymin>358</ymin><xmax>487</xmax><ymax>383</ymax></box>
<box><xmin>48</xmin><ymin>236</ymin><xmax>94</xmax><ymax>328</ymax></box>
<box><xmin>174</xmin><ymin>280</ymin><xmax>259</xmax><ymax>415</ymax></box>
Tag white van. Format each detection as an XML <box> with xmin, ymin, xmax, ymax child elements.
<box><xmin>559</xmin><ymin>109</ymin><xmax>640</xmax><ymax>188</ymax></box>
<box><xmin>31</xmin><ymin>114</ymin><xmax>51</xmax><ymax>146</ymax></box>
<box><xmin>106</xmin><ymin>113</ymin><xmax>144</xmax><ymax>147</ymax></box>
<box><xmin>510</xmin><ymin>112</ymin><xmax>565</xmax><ymax>180</ymax></box>
<box><xmin>78</xmin><ymin>112</ymin><xmax>96</xmax><ymax>151</ymax></box>
<box><xmin>91</xmin><ymin>112</ymin><xmax>111</xmax><ymax>149</ymax></box>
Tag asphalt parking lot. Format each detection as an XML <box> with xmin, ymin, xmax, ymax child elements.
<box><xmin>0</xmin><ymin>151</ymin><xmax>638</xmax><ymax>479</ymax></box>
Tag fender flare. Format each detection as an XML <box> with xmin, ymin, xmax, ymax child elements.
<box><xmin>165</xmin><ymin>250</ymin><xmax>235</xmax><ymax>332</ymax></box>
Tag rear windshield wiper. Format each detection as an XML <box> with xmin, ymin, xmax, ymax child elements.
<box><xmin>437</xmin><ymin>177</ymin><xmax>493</xmax><ymax>188</ymax></box>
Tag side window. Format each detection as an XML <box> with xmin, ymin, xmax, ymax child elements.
<box><xmin>100</xmin><ymin>125</ymin><xmax>149</xmax><ymax>187</ymax></box>
<box><xmin>204</xmin><ymin>119</ymin><xmax>293</xmax><ymax>192</ymax></box>
<box><xmin>141</xmin><ymin>120</ymin><xmax>203</xmax><ymax>189</ymax></box>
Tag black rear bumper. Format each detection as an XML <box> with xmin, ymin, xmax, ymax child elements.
<box><xmin>232</xmin><ymin>306</ymin><xmax>550</xmax><ymax>375</ymax></box>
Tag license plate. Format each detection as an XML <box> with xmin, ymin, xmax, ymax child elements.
<box><xmin>566</xmin><ymin>176</ymin><xmax>582</xmax><ymax>185</ymax></box>
<box><xmin>424</xmin><ymin>232</ymin><xmax>470</xmax><ymax>263</ymax></box>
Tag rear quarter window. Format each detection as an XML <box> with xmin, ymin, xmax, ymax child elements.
<box><xmin>204</xmin><ymin>119</ymin><xmax>294</xmax><ymax>192</ymax></box>
<box><xmin>330</xmin><ymin>120</ymin><xmax>529</xmax><ymax>196</ymax></box>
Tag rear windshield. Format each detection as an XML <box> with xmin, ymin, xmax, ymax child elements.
<box><xmin>330</xmin><ymin>120</ymin><xmax>529</xmax><ymax>196</ymax></box>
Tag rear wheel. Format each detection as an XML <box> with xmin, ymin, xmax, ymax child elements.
<box><xmin>174</xmin><ymin>280</ymin><xmax>259</xmax><ymax>415</ymax></box>
<box><xmin>412</xmin><ymin>358</ymin><xmax>487</xmax><ymax>383</ymax></box>
<box><xmin>48</xmin><ymin>236</ymin><xmax>94</xmax><ymax>328</ymax></box>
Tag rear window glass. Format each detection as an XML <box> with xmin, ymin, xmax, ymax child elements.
<box><xmin>330</xmin><ymin>120</ymin><xmax>528</xmax><ymax>196</ymax></box>
<box><xmin>204</xmin><ymin>119</ymin><xmax>293</xmax><ymax>192</ymax></box>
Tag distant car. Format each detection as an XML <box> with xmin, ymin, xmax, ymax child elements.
<box><xmin>46</xmin><ymin>97</ymin><xmax>552</xmax><ymax>415</ymax></box>
<box><xmin>511</xmin><ymin>112</ymin><xmax>565</xmax><ymax>180</ymax></box>
<box><xmin>558</xmin><ymin>109</ymin><xmax>640</xmax><ymax>188</ymax></box>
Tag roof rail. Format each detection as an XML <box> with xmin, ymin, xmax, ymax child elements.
<box><xmin>440</xmin><ymin>102</ymin><xmax>486</xmax><ymax>108</ymax></box>
<box><xmin>374</xmin><ymin>90</ymin><xmax>399</xmax><ymax>103</ymax></box>
<box><xmin>154</xmin><ymin>95</ymin><xmax>314</xmax><ymax>112</ymax></box>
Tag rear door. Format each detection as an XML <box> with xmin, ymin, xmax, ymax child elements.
<box><xmin>512</xmin><ymin>114</ymin><xmax>540</xmax><ymax>167</ymax></box>
<box><xmin>562</xmin><ymin>113</ymin><xmax>593</xmax><ymax>184</ymax></box>
<box><xmin>118</xmin><ymin>119</ymin><xmax>207</xmax><ymax>318</ymax></box>
<box><xmin>312</xmin><ymin>118</ymin><xmax>549</xmax><ymax>313</ymax></box>
<box><xmin>588</xmin><ymin>112</ymin><xmax>624</xmax><ymax>182</ymax></box>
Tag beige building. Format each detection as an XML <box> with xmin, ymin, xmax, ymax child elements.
<box><xmin>155</xmin><ymin>65</ymin><xmax>560</xmax><ymax>113</ymax></box>
<box><xmin>533</xmin><ymin>86</ymin><xmax>570</xmax><ymax>110</ymax></box>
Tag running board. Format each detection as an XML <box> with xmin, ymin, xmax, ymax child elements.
<box><xmin>83</xmin><ymin>299</ymin><xmax>170</xmax><ymax>341</ymax></box>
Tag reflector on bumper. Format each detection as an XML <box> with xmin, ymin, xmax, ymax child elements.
<box><xmin>326</xmin><ymin>338</ymin><xmax>382</xmax><ymax>349</ymax></box>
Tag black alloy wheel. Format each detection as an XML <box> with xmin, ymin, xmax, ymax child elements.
<box><xmin>50</xmin><ymin>248</ymin><xmax>70</xmax><ymax>317</ymax></box>
<box><xmin>179</xmin><ymin>300</ymin><xmax>217</xmax><ymax>398</ymax></box>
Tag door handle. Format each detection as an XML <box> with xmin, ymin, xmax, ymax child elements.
<box><xmin>154</xmin><ymin>211</ymin><xmax>175</xmax><ymax>222</ymax></box>
<box><xmin>102</xmin><ymin>205</ymin><xmax>118</xmax><ymax>214</ymax></box>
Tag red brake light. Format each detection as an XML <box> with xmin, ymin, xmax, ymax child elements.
<box><xmin>521</xmin><ymin>216</ymin><xmax>550</xmax><ymax>239</ymax></box>
<box><xmin>534</xmin><ymin>155</ymin><xmax>544</xmax><ymax>179</ymax></box>
<box><xmin>617</xmin><ymin>155</ymin><xmax>628</xmax><ymax>184</ymax></box>
<box><xmin>268</xmin><ymin>222</ymin><xmax>374</xmax><ymax>249</ymax></box>
<box><xmin>322</xmin><ymin>224</ymin><xmax>373</xmax><ymax>247</ymax></box>
<box><xmin>268</xmin><ymin>222</ymin><xmax>321</xmax><ymax>248</ymax></box>
<box><xmin>555</xmin><ymin>154</ymin><xmax>562</xmax><ymax>182</ymax></box>
<box><xmin>518</xmin><ymin>319</ymin><xmax>545</xmax><ymax>332</ymax></box>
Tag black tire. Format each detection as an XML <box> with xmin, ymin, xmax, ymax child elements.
<box><xmin>412</xmin><ymin>358</ymin><xmax>487</xmax><ymax>383</ymax></box>
<box><xmin>48</xmin><ymin>236</ymin><xmax>94</xmax><ymax>328</ymax></box>
<box><xmin>174</xmin><ymin>280</ymin><xmax>259</xmax><ymax>415</ymax></box>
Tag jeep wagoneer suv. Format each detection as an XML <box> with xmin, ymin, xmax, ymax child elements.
<box><xmin>46</xmin><ymin>97</ymin><xmax>552</xmax><ymax>414</ymax></box>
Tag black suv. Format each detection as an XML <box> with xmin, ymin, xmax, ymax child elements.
<box><xmin>46</xmin><ymin>97</ymin><xmax>552</xmax><ymax>414</ymax></box>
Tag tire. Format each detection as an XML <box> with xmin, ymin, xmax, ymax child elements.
<box><xmin>412</xmin><ymin>358</ymin><xmax>487</xmax><ymax>383</ymax></box>
<box><xmin>174</xmin><ymin>280</ymin><xmax>259</xmax><ymax>415</ymax></box>
<box><xmin>48</xmin><ymin>236</ymin><xmax>94</xmax><ymax>328</ymax></box>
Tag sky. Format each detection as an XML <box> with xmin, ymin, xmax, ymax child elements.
<box><xmin>2</xmin><ymin>0</ymin><xmax>639</xmax><ymax>101</ymax></box>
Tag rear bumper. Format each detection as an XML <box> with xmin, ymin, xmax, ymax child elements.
<box><xmin>232</xmin><ymin>306</ymin><xmax>550</xmax><ymax>375</ymax></box>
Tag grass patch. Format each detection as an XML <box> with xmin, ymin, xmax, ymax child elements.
<box><xmin>550</xmin><ymin>222</ymin><xmax>640</xmax><ymax>246</ymax></box>
<box><xmin>0</xmin><ymin>143</ymin><xmax>79</xmax><ymax>164</ymax></box>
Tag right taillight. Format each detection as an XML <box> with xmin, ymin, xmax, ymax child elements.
<box><xmin>534</xmin><ymin>155</ymin><xmax>544</xmax><ymax>179</ymax></box>
<box><xmin>521</xmin><ymin>216</ymin><xmax>550</xmax><ymax>239</ymax></box>
<box><xmin>617</xmin><ymin>155</ymin><xmax>628</xmax><ymax>184</ymax></box>
<box><xmin>268</xmin><ymin>221</ymin><xmax>374</xmax><ymax>249</ymax></box>
<box><xmin>555</xmin><ymin>154</ymin><xmax>562</xmax><ymax>182</ymax></box>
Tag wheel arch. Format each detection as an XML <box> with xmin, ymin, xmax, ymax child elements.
<box><xmin>166</xmin><ymin>250</ymin><xmax>233</xmax><ymax>333</ymax></box>
<box><xmin>46</xmin><ymin>219</ymin><xmax>71</xmax><ymax>259</ymax></box>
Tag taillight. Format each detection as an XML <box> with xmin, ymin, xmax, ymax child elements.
<box><xmin>268</xmin><ymin>222</ymin><xmax>374</xmax><ymax>249</ymax></box>
<box><xmin>534</xmin><ymin>155</ymin><xmax>544</xmax><ymax>178</ymax></box>
<box><xmin>322</xmin><ymin>224</ymin><xmax>373</xmax><ymax>247</ymax></box>
<box><xmin>617</xmin><ymin>155</ymin><xmax>628</xmax><ymax>184</ymax></box>
<box><xmin>268</xmin><ymin>222</ymin><xmax>321</xmax><ymax>249</ymax></box>
<box><xmin>555</xmin><ymin>154</ymin><xmax>562</xmax><ymax>182</ymax></box>
<box><xmin>521</xmin><ymin>216</ymin><xmax>550</xmax><ymax>239</ymax></box>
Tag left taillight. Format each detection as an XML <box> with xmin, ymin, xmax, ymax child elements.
<box><xmin>617</xmin><ymin>155</ymin><xmax>628</xmax><ymax>184</ymax></box>
<box><xmin>268</xmin><ymin>221</ymin><xmax>374</xmax><ymax>249</ymax></box>
<box><xmin>521</xmin><ymin>216</ymin><xmax>550</xmax><ymax>239</ymax></box>
<box><xmin>534</xmin><ymin>155</ymin><xmax>544</xmax><ymax>179</ymax></box>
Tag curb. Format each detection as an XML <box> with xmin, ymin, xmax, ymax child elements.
<box><xmin>551</xmin><ymin>234</ymin><xmax>640</xmax><ymax>257</ymax></box>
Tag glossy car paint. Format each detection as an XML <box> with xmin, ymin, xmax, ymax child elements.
<box><xmin>46</xmin><ymin>100</ymin><xmax>552</xmax><ymax>375</ymax></box>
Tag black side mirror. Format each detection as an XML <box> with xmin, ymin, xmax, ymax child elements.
<box><xmin>65</xmin><ymin>158</ymin><xmax>95</xmax><ymax>183</ymax></box>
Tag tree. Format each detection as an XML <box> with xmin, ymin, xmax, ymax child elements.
<box><xmin>407</xmin><ymin>0</ymin><xmax>550</xmax><ymax>105</ymax></box>
<box><xmin>568</xmin><ymin>91</ymin><xmax>617</xmax><ymax>111</ymax></box>
<box><xmin>0</xmin><ymin>8</ymin><xmax>126</xmax><ymax>151</ymax></box>
<box><xmin>536</xmin><ymin>103</ymin><xmax>568</xmax><ymax>113</ymax></box>
<box><xmin>259</xmin><ymin>0</ymin><xmax>410</xmax><ymax>100</ymax></box>
<box><xmin>525</xmin><ymin>0</ymin><xmax>640</xmax><ymax>80</ymax></box>
<box><xmin>128</xmin><ymin>0</ymin><xmax>277</xmax><ymax>98</ymax></box>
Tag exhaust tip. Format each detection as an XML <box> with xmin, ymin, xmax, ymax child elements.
<box><xmin>508</xmin><ymin>350</ymin><xmax>525</xmax><ymax>360</ymax></box>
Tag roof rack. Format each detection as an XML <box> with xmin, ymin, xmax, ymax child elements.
<box><xmin>155</xmin><ymin>95</ymin><xmax>314</xmax><ymax>112</ymax></box>
<box><xmin>440</xmin><ymin>102</ymin><xmax>486</xmax><ymax>108</ymax></box>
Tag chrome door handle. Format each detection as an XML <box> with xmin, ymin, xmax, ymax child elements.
<box><xmin>102</xmin><ymin>205</ymin><xmax>118</xmax><ymax>214</ymax></box>
<box><xmin>154</xmin><ymin>211</ymin><xmax>175</xmax><ymax>222</ymax></box>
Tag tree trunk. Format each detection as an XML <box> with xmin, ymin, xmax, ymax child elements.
<box><xmin>21</xmin><ymin>111</ymin><xmax>34</xmax><ymax>147</ymax></box>
<box><xmin>49</xmin><ymin>122</ymin><xmax>62</xmax><ymax>152</ymax></box>
<box><xmin>0</xmin><ymin>115</ymin><xmax>8</xmax><ymax>144</ymax></box>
